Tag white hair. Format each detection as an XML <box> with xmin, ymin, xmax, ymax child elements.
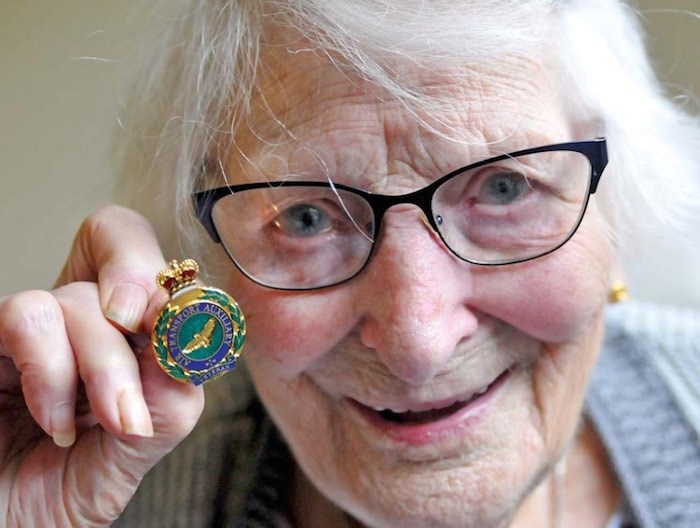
<box><xmin>116</xmin><ymin>0</ymin><xmax>700</xmax><ymax>275</ymax></box>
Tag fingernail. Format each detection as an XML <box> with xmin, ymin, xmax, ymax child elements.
<box><xmin>51</xmin><ymin>403</ymin><xmax>76</xmax><ymax>448</ymax></box>
<box><xmin>117</xmin><ymin>389</ymin><xmax>154</xmax><ymax>438</ymax></box>
<box><xmin>105</xmin><ymin>282</ymin><xmax>149</xmax><ymax>333</ymax></box>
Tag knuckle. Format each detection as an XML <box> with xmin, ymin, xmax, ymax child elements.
<box><xmin>54</xmin><ymin>280</ymin><xmax>99</xmax><ymax>305</ymax></box>
<box><xmin>77</xmin><ymin>208</ymin><xmax>108</xmax><ymax>246</ymax></box>
<box><xmin>81</xmin><ymin>353</ymin><xmax>135</xmax><ymax>390</ymax></box>
<box><xmin>0</xmin><ymin>290</ymin><xmax>64</xmax><ymax>344</ymax></box>
<box><xmin>78</xmin><ymin>206</ymin><xmax>162</xmax><ymax>282</ymax></box>
<box><xmin>77</xmin><ymin>206</ymin><xmax>155</xmax><ymax>261</ymax></box>
<box><xmin>82</xmin><ymin>205</ymin><xmax>152</xmax><ymax>239</ymax></box>
<box><xmin>68</xmin><ymin>470</ymin><xmax>137</xmax><ymax>527</ymax></box>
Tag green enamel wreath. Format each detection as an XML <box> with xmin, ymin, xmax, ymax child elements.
<box><xmin>201</xmin><ymin>290</ymin><xmax>246</xmax><ymax>353</ymax></box>
<box><xmin>153</xmin><ymin>306</ymin><xmax>188</xmax><ymax>380</ymax></box>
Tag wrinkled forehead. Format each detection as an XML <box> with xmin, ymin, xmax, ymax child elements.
<box><xmin>258</xmin><ymin>47</ymin><xmax>562</xmax><ymax>125</ymax></box>
<box><xmin>225</xmin><ymin>14</ymin><xmax>570</xmax><ymax>185</ymax></box>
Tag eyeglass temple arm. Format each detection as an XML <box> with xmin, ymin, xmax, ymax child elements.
<box><xmin>587</xmin><ymin>137</ymin><xmax>608</xmax><ymax>194</ymax></box>
<box><xmin>192</xmin><ymin>191</ymin><xmax>223</xmax><ymax>243</ymax></box>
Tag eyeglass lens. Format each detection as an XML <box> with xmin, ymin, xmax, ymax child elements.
<box><xmin>432</xmin><ymin>149</ymin><xmax>591</xmax><ymax>264</ymax></box>
<box><xmin>210</xmin><ymin>149</ymin><xmax>592</xmax><ymax>289</ymax></box>
<box><xmin>212</xmin><ymin>187</ymin><xmax>376</xmax><ymax>288</ymax></box>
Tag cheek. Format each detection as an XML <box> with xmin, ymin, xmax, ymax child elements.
<box><xmin>472</xmin><ymin>215</ymin><xmax>612</xmax><ymax>450</ymax></box>
<box><xmin>473</xmin><ymin>216</ymin><xmax>613</xmax><ymax>343</ymax></box>
<box><xmin>227</xmin><ymin>275</ymin><xmax>356</xmax><ymax>376</ymax></box>
<box><xmin>533</xmin><ymin>317</ymin><xmax>605</xmax><ymax>450</ymax></box>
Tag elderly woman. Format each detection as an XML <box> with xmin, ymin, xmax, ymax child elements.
<box><xmin>1</xmin><ymin>0</ymin><xmax>699</xmax><ymax>527</ymax></box>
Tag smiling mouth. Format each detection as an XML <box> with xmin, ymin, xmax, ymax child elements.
<box><xmin>358</xmin><ymin>369</ymin><xmax>511</xmax><ymax>426</ymax></box>
<box><xmin>377</xmin><ymin>399</ymin><xmax>477</xmax><ymax>424</ymax></box>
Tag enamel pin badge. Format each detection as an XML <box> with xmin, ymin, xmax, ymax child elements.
<box><xmin>152</xmin><ymin>259</ymin><xmax>246</xmax><ymax>386</ymax></box>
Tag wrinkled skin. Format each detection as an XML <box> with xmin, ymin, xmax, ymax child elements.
<box><xmin>0</xmin><ymin>41</ymin><xmax>618</xmax><ymax>528</ymax></box>
<box><xmin>224</xmin><ymin>45</ymin><xmax>617</xmax><ymax>527</ymax></box>
<box><xmin>0</xmin><ymin>207</ymin><xmax>204</xmax><ymax>527</ymax></box>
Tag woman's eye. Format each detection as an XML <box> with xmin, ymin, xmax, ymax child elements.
<box><xmin>276</xmin><ymin>203</ymin><xmax>331</xmax><ymax>236</ymax></box>
<box><xmin>478</xmin><ymin>171</ymin><xmax>529</xmax><ymax>205</ymax></box>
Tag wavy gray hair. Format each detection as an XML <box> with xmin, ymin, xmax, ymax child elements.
<box><xmin>116</xmin><ymin>0</ymin><xmax>700</xmax><ymax>278</ymax></box>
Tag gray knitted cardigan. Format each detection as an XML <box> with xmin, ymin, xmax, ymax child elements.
<box><xmin>114</xmin><ymin>301</ymin><xmax>700</xmax><ymax>527</ymax></box>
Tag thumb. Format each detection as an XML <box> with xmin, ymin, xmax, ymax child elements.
<box><xmin>56</xmin><ymin>205</ymin><xmax>168</xmax><ymax>333</ymax></box>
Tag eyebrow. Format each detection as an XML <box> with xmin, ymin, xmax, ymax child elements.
<box><xmin>228</xmin><ymin>126</ymin><xmax>565</xmax><ymax>190</ymax></box>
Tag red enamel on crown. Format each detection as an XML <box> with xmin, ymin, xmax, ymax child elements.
<box><xmin>157</xmin><ymin>259</ymin><xmax>200</xmax><ymax>295</ymax></box>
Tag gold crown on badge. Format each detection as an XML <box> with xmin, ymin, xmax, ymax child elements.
<box><xmin>157</xmin><ymin>259</ymin><xmax>200</xmax><ymax>294</ymax></box>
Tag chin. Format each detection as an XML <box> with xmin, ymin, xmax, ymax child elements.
<box><xmin>270</xmin><ymin>366</ymin><xmax>554</xmax><ymax>528</ymax></box>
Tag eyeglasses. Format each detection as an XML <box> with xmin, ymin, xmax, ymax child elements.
<box><xmin>193</xmin><ymin>138</ymin><xmax>607</xmax><ymax>290</ymax></box>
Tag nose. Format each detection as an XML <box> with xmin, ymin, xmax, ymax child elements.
<box><xmin>353</xmin><ymin>208</ymin><xmax>479</xmax><ymax>385</ymax></box>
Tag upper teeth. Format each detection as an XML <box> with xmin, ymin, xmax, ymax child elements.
<box><xmin>371</xmin><ymin>406</ymin><xmax>407</xmax><ymax>412</ymax></box>
<box><xmin>370</xmin><ymin>384</ymin><xmax>490</xmax><ymax>413</ymax></box>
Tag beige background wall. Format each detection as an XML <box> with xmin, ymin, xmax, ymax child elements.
<box><xmin>1</xmin><ymin>1</ymin><xmax>147</xmax><ymax>293</ymax></box>
<box><xmin>1</xmin><ymin>1</ymin><xmax>699</xmax><ymax>306</ymax></box>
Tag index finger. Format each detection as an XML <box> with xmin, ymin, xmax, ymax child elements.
<box><xmin>55</xmin><ymin>205</ymin><xmax>168</xmax><ymax>333</ymax></box>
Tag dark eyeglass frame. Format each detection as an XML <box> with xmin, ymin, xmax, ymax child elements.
<box><xmin>193</xmin><ymin>138</ymin><xmax>608</xmax><ymax>290</ymax></box>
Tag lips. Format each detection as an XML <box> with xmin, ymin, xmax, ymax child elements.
<box><xmin>349</xmin><ymin>370</ymin><xmax>511</xmax><ymax>446</ymax></box>
<box><xmin>376</xmin><ymin>399</ymin><xmax>480</xmax><ymax>425</ymax></box>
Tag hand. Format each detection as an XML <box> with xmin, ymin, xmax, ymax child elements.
<box><xmin>0</xmin><ymin>206</ymin><xmax>205</xmax><ymax>528</ymax></box>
